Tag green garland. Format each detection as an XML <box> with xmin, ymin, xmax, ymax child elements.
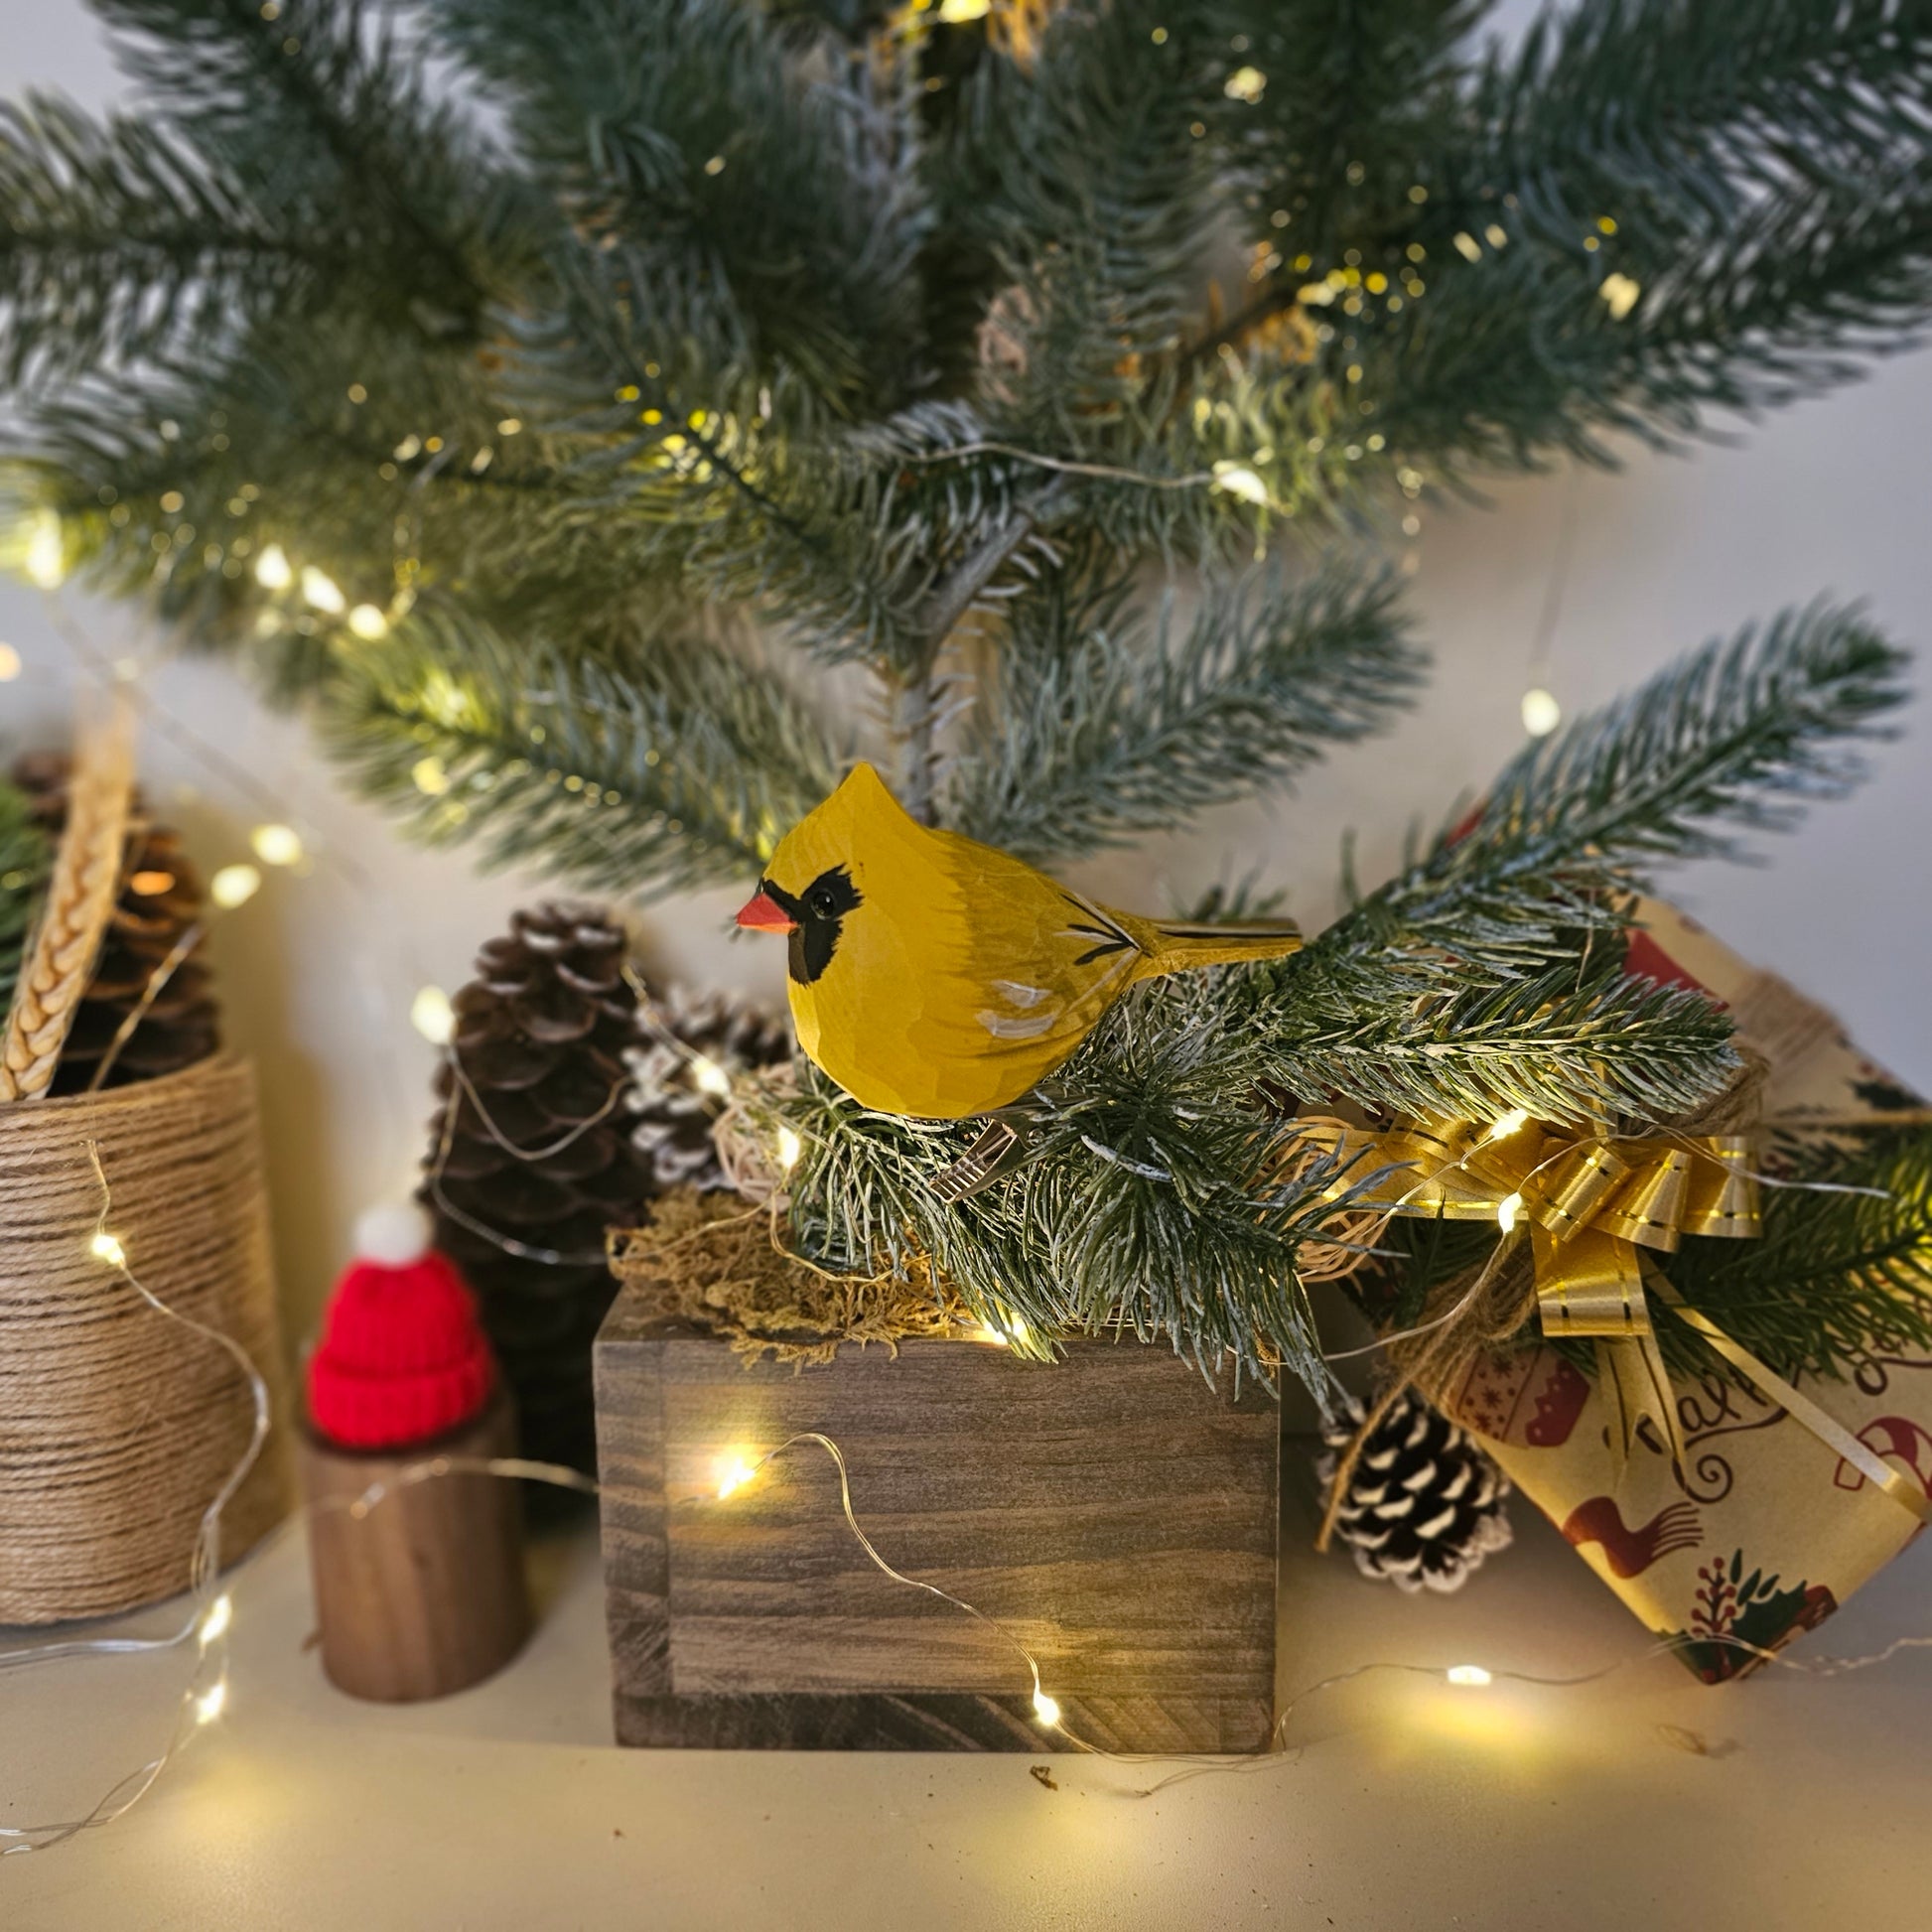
<box><xmin>0</xmin><ymin>779</ymin><xmax>50</xmax><ymax>1015</ymax></box>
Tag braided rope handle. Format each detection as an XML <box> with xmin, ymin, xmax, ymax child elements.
<box><xmin>0</xmin><ymin>702</ymin><xmax>135</xmax><ymax>1102</ymax></box>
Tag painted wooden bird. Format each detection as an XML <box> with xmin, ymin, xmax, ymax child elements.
<box><xmin>734</xmin><ymin>762</ymin><xmax>1304</xmax><ymax>1119</ymax></box>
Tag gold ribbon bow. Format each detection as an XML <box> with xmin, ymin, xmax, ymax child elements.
<box><xmin>1300</xmin><ymin>1113</ymin><xmax>1932</xmax><ymax>1526</ymax></box>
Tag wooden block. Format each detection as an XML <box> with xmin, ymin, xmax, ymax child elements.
<box><xmin>595</xmin><ymin>1298</ymin><xmax>1280</xmax><ymax>1753</ymax></box>
<box><xmin>301</xmin><ymin>1391</ymin><xmax>532</xmax><ymax>1703</ymax></box>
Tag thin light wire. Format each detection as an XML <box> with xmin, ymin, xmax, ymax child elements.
<box><xmin>0</xmin><ymin>1140</ymin><xmax>266</xmax><ymax>1856</ymax></box>
<box><xmin>907</xmin><ymin>442</ymin><xmax>1218</xmax><ymax>491</ymax></box>
<box><xmin>85</xmin><ymin>919</ymin><xmax>206</xmax><ymax>1092</ymax></box>
<box><xmin>1526</xmin><ymin>465</ymin><xmax>1583</xmax><ymax>688</ymax></box>
<box><xmin>422</xmin><ymin>1062</ymin><xmax>615</xmax><ymax>1268</ymax></box>
<box><xmin>9</xmin><ymin>1125</ymin><xmax>1931</xmax><ymax>1851</ymax></box>
<box><xmin>712</xmin><ymin>1432</ymin><xmax>1054</xmax><ymax>1718</ymax></box>
<box><xmin>443</xmin><ymin>1046</ymin><xmax>628</xmax><ymax>1165</ymax></box>
<box><xmin>419</xmin><ymin>969</ymin><xmax>774</xmax><ymax>1270</ymax></box>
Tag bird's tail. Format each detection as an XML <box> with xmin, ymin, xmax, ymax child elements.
<box><xmin>1127</xmin><ymin>915</ymin><xmax>1304</xmax><ymax>979</ymax></box>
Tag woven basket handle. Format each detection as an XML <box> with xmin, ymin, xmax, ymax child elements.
<box><xmin>0</xmin><ymin>700</ymin><xmax>136</xmax><ymax>1103</ymax></box>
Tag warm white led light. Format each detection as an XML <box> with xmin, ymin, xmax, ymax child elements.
<box><xmin>1487</xmin><ymin>1108</ymin><xmax>1531</xmax><ymax>1142</ymax></box>
<box><xmin>346</xmin><ymin>603</ymin><xmax>388</xmax><ymax>639</ymax></box>
<box><xmin>249</xmin><ymin>823</ymin><xmax>305</xmax><ymax>868</ymax></box>
<box><xmin>1496</xmin><ymin>1192</ymin><xmax>1524</xmax><ymax>1235</ymax></box>
<box><xmin>1032</xmin><ymin>1689</ymin><xmax>1062</xmax><ymax>1726</ymax></box>
<box><xmin>775</xmin><ymin>1126</ymin><xmax>802</xmax><ymax>1172</ymax></box>
<box><xmin>1599</xmin><ymin>273</ymin><xmax>1642</xmax><ymax>321</ymax></box>
<box><xmin>410</xmin><ymin>986</ymin><xmax>455</xmax><ymax>1045</ymax></box>
<box><xmin>300</xmin><ymin>566</ymin><xmax>345</xmax><ymax>615</ymax></box>
<box><xmin>24</xmin><ymin>509</ymin><xmax>66</xmax><ymax>588</ymax></box>
<box><xmin>1447</xmin><ymin>1664</ymin><xmax>1492</xmax><ymax>1688</ymax></box>
<box><xmin>688</xmin><ymin>1054</ymin><xmax>732</xmax><ymax>1098</ymax></box>
<box><xmin>194</xmin><ymin>1679</ymin><xmax>227</xmax><ymax>1725</ymax></box>
<box><xmin>715</xmin><ymin>1455</ymin><xmax>759</xmax><ymax>1502</ymax></box>
<box><xmin>253</xmin><ymin>543</ymin><xmax>293</xmax><ymax>591</ymax></box>
<box><xmin>1210</xmin><ymin>460</ymin><xmax>1271</xmax><ymax>505</ymax></box>
<box><xmin>90</xmin><ymin>1231</ymin><xmax>127</xmax><ymax>1269</ymax></box>
<box><xmin>0</xmin><ymin>642</ymin><xmax>20</xmax><ymax>681</ymax></box>
<box><xmin>209</xmin><ymin>863</ymin><xmax>263</xmax><ymax>910</ymax></box>
<box><xmin>201</xmin><ymin>1594</ymin><xmax>232</xmax><ymax>1646</ymax></box>
<box><xmin>1521</xmin><ymin>687</ymin><xmax>1563</xmax><ymax>738</ymax></box>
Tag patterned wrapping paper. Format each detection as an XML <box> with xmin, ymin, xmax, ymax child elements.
<box><xmin>1445</xmin><ymin>900</ymin><xmax>1931</xmax><ymax>1682</ymax></box>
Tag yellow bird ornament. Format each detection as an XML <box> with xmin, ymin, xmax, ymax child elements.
<box><xmin>734</xmin><ymin>762</ymin><xmax>1304</xmax><ymax>1120</ymax></box>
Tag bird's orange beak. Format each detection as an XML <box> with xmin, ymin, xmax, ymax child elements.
<box><xmin>735</xmin><ymin>889</ymin><xmax>797</xmax><ymax>935</ymax></box>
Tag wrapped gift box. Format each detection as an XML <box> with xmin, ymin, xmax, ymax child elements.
<box><xmin>1445</xmin><ymin>900</ymin><xmax>1930</xmax><ymax>1681</ymax></box>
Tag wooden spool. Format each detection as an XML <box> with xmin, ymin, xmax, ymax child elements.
<box><xmin>300</xmin><ymin>1390</ymin><xmax>531</xmax><ymax>1703</ymax></box>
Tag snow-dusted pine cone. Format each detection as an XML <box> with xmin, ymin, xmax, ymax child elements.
<box><xmin>627</xmin><ymin>982</ymin><xmax>791</xmax><ymax>1193</ymax></box>
<box><xmin>1317</xmin><ymin>1388</ymin><xmax>1513</xmax><ymax>1593</ymax></box>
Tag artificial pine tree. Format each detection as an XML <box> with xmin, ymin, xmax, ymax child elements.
<box><xmin>0</xmin><ymin>781</ymin><xmax>49</xmax><ymax>1016</ymax></box>
<box><xmin>1</xmin><ymin>0</ymin><xmax>1928</xmax><ymax>1412</ymax></box>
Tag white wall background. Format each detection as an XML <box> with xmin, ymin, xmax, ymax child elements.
<box><xmin>3</xmin><ymin>2</ymin><xmax>1929</xmax><ymax>1338</ymax></box>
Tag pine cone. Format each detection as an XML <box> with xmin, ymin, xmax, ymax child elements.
<box><xmin>1317</xmin><ymin>1389</ymin><xmax>1513</xmax><ymax>1594</ymax></box>
<box><xmin>422</xmin><ymin>901</ymin><xmax>651</xmax><ymax>1473</ymax></box>
<box><xmin>12</xmin><ymin>753</ymin><xmax>220</xmax><ymax>1094</ymax></box>
<box><xmin>628</xmin><ymin>982</ymin><xmax>792</xmax><ymax>1193</ymax></box>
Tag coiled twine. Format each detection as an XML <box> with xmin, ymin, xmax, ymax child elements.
<box><xmin>0</xmin><ymin>1053</ymin><xmax>291</xmax><ymax>1622</ymax></box>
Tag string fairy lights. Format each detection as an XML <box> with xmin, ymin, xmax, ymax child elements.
<box><xmin>409</xmin><ymin>984</ymin><xmax>456</xmax><ymax>1045</ymax></box>
<box><xmin>9</xmin><ymin>1123</ymin><xmax>1932</xmax><ymax>1855</ymax></box>
<box><xmin>1518</xmin><ymin>465</ymin><xmax>1579</xmax><ymax>739</ymax></box>
<box><xmin>23</xmin><ymin>507</ymin><xmax>67</xmax><ymax>589</ymax></box>
<box><xmin>6</xmin><ymin>563</ymin><xmax>1926</xmax><ymax>1853</ymax></box>
<box><xmin>248</xmin><ymin>821</ymin><xmax>306</xmax><ymax>868</ymax></box>
<box><xmin>208</xmin><ymin>862</ymin><xmax>263</xmax><ymax>909</ymax></box>
<box><xmin>0</xmin><ymin>1141</ymin><xmax>269</xmax><ymax>1856</ymax></box>
<box><xmin>1521</xmin><ymin>687</ymin><xmax>1563</xmax><ymax>738</ymax></box>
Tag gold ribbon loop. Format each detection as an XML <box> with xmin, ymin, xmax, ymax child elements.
<box><xmin>1596</xmin><ymin>1146</ymin><xmax>1693</xmax><ymax>1252</ymax></box>
<box><xmin>1520</xmin><ymin>1140</ymin><xmax>1628</xmax><ymax>1245</ymax></box>
<box><xmin>1300</xmin><ymin>1109</ymin><xmax>1921</xmax><ymax>1524</ymax></box>
<box><xmin>1529</xmin><ymin>1218</ymin><xmax>1684</xmax><ymax>1473</ymax></box>
<box><xmin>1681</xmin><ymin>1134</ymin><xmax>1762</xmax><ymax>1239</ymax></box>
<box><xmin>1530</xmin><ymin>1224</ymin><xmax>1648</xmax><ymax>1339</ymax></box>
<box><xmin>1301</xmin><ymin>1118</ymin><xmax>1497</xmax><ymax>1218</ymax></box>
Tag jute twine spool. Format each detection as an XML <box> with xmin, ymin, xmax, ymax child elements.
<box><xmin>0</xmin><ymin>1052</ymin><xmax>293</xmax><ymax>1622</ymax></box>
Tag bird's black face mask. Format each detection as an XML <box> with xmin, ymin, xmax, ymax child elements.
<box><xmin>762</xmin><ymin>866</ymin><xmax>862</xmax><ymax>986</ymax></box>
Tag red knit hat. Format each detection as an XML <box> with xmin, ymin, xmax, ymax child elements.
<box><xmin>308</xmin><ymin>1204</ymin><xmax>496</xmax><ymax>1450</ymax></box>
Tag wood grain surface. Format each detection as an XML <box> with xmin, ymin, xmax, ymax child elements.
<box><xmin>596</xmin><ymin>1301</ymin><xmax>1280</xmax><ymax>1753</ymax></box>
<box><xmin>301</xmin><ymin>1391</ymin><xmax>532</xmax><ymax>1704</ymax></box>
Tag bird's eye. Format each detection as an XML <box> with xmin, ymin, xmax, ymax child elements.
<box><xmin>807</xmin><ymin>888</ymin><xmax>837</xmax><ymax>917</ymax></box>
